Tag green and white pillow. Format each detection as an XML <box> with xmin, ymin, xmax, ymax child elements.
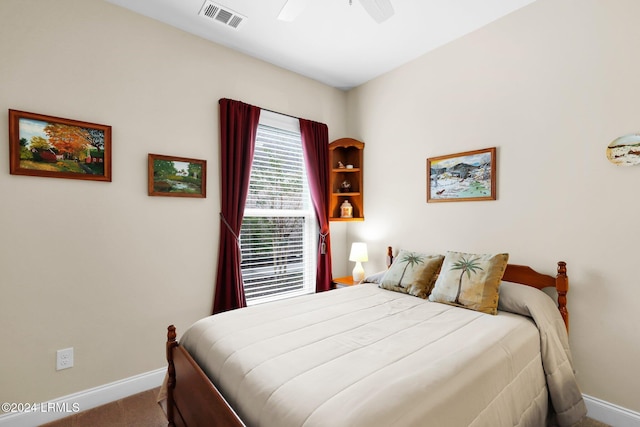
<box><xmin>380</xmin><ymin>250</ymin><xmax>444</xmax><ymax>299</ymax></box>
<box><xmin>429</xmin><ymin>251</ymin><xmax>509</xmax><ymax>315</ymax></box>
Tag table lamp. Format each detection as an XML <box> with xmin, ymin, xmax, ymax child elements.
<box><xmin>349</xmin><ymin>242</ymin><xmax>368</xmax><ymax>282</ymax></box>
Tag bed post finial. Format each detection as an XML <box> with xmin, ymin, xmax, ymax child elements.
<box><xmin>556</xmin><ymin>262</ymin><xmax>569</xmax><ymax>332</ymax></box>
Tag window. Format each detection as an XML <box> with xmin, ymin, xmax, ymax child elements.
<box><xmin>240</xmin><ymin>110</ymin><xmax>317</xmax><ymax>304</ymax></box>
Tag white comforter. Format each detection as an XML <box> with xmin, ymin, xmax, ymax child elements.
<box><xmin>180</xmin><ymin>283</ymin><xmax>585</xmax><ymax>427</ymax></box>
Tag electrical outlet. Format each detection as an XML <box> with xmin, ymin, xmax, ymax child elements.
<box><xmin>56</xmin><ymin>347</ymin><xmax>74</xmax><ymax>371</ymax></box>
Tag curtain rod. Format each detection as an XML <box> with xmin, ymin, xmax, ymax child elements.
<box><xmin>261</xmin><ymin>107</ymin><xmax>302</xmax><ymax>121</ymax></box>
<box><xmin>219</xmin><ymin>97</ymin><xmax>309</xmax><ymax>123</ymax></box>
<box><xmin>262</xmin><ymin>107</ymin><xmax>328</xmax><ymax>128</ymax></box>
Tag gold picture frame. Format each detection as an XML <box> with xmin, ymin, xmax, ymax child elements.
<box><xmin>148</xmin><ymin>154</ymin><xmax>206</xmax><ymax>198</ymax></box>
<box><xmin>427</xmin><ymin>147</ymin><xmax>496</xmax><ymax>203</ymax></box>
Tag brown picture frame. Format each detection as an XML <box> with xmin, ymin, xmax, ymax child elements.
<box><xmin>148</xmin><ymin>154</ymin><xmax>206</xmax><ymax>198</ymax></box>
<box><xmin>427</xmin><ymin>147</ymin><xmax>496</xmax><ymax>203</ymax></box>
<box><xmin>9</xmin><ymin>109</ymin><xmax>112</xmax><ymax>182</ymax></box>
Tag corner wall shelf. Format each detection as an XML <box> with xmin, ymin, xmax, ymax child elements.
<box><xmin>328</xmin><ymin>138</ymin><xmax>364</xmax><ymax>221</ymax></box>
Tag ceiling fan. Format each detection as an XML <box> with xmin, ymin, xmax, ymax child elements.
<box><xmin>278</xmin><ymin>0</ymin><xmax>394</xmax><ymax>24</ymax></box>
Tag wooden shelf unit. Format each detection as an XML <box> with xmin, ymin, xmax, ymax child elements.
<box><xmin>329</xmin><ymin>138</ymin><xmax>364</xmax><ymax>221</ymax></box>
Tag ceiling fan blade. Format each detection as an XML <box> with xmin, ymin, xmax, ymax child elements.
<box><xmin>277</xmin><ymin>0</ymin><xmax>309</xmax><ymax>22</ymax></box>
<box><xmin>359</xmin><ymin>0</ymin><xmax>394</xmax><ymax>23</ymax></box>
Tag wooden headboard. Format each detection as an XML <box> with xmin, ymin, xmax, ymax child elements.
<box><xmin>502</xmin><ymin>261</ymin><xmax>568</xmax><ymax>331</ymax></box>
<box><xmin>386</xmin><ymin>247</ymin><xmax>569</xmax><ymax>332</ymax></box>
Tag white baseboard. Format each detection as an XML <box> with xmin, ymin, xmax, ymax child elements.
<box><xmin>2</xmin><ymin>375</ymin><xmax>637</xmax><ymax>427</ymax></box>
<box><xmin>584</xmin><ymin>394</ymin><xmax>640</xmax><ymax>427</ymax></box>
<box><xmin>0</xmin><ymin>367</ymin><xmax>165</xmax><ymax>427</ymax></box>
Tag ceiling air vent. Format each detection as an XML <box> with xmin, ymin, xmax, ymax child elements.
<box><xmin>198</xmin><ymin>1</ymin><xmax>246</xmax><ymax>29</ymax></box>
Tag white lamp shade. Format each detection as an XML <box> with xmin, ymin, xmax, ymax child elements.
<box><xmin>349</xmin><ymin>242</ymin><xmax>368</xmax><ymax>282</ymax></box>
<box><xmin>349</xmin><ymin>242</ymin><xmax>368</xmax><ymax>262</ymax></box>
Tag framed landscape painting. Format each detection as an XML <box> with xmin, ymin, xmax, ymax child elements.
<box><xmin>148</xmin><ymin>154</ymin><xmax>206</xmax><ymax>198</ymax></box>
<box><xmin>427</xmin><ymin>147</ymin><xmax>496</xmax><ymax>203</ymax></box>
<box><xmin>9</xmin><ymin>109</ymin><xmax>112</xmax><ymax>181</ymax></box>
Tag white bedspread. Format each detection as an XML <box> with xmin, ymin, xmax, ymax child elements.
<box><xmin>180</xmin><ymin>283</ymin><xmax>585</xmax><ymax>427</ymax></box>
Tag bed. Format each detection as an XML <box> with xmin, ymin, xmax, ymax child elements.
<box><xmin>164</xmin><ymin>250</ymin><xmax>586</xmax><ymax>427</ymax></box>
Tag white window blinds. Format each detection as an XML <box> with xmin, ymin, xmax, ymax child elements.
<box><xmin>240</xmin><ymin>111</ymin><xmax>317</xmax><ymax>303</ymax></box>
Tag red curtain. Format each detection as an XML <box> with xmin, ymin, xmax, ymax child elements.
<box><xmin>300</xmin><ymin>119</ymin><xmax>333</xmax><ymax>292</ymax></box>
<box><xmin>212</xmin><ymin>99</ymin><xmax>260</xmax><ymax>314</ymax></box>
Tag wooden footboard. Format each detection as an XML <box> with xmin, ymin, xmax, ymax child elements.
<box><xmin>166</xmin><ymin>325</ymin><xmax>245</xmax><ymax>427</ymax></box>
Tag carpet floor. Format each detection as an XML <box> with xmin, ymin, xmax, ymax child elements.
<box><xmin>40</xmin><ymin>387</ymin><xmax>610</xmax><ymax>427</ymax></box>
<box><xmin>40</xmin><ymin>387</ymin><xmax>166</xmax><ymax>427</ymax></box>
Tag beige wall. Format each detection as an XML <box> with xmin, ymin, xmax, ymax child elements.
<box><xmin>346</xmin><ymin>0</ymin><xmax>640</xmax><ymax>412</ymax></box>
<box><xmin>2</xmin><ymin>0</ymin><xmax>638</xmax><ymax>416</ymax></box>
<box><xmin>0</xmin><ymin>0</ymin><xmax>347</xmax><ymax>405</ymax></box>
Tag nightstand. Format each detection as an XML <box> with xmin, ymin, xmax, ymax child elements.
<box><xmin>332</xmin><ymin>276</ymin><xmax>361</xmax><ymax>289</ymax></box>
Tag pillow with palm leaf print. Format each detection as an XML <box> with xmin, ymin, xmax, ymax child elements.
<box><xmin>379</xmin><ymin>250</ymin><xmax>445</xmax><ymax>298</ymax></box>
<box><xmin>429</xmin><ymin>251</ymin><xmax>509</xmax><ymax>315</ymax></box>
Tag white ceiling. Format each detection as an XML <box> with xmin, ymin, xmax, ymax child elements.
<box><xmin>104</xmin><ymin>0</ymin><xmax>537</xmax><ymax>90</ymax></box>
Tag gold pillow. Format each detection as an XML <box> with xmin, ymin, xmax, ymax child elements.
<box><xmin>380</xmin><ymin>250</ymin><xmax>444</xmax><ymax>298</ymax></box>
<box><xmin>429</xmin><ymin>251</ymin><xmax>509</xmax><ymax>315</ymax></box>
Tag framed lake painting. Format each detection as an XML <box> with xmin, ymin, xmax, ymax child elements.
<box><xmin>9</xmin><ymin>109</ymin><xmax>112</xmax><ymax>181</ymax></box>
<box><xmin>148</xmin><ymin>154</ymin><xmax>206</xmax><ymax>198</ymax></box>
<box><xmin>427</xmin><ymin>147</ymin><xmax>496</xmax><ymax>203</ymax></box>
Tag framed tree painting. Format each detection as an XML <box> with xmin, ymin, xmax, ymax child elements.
<box><xmin>8</xmin><ymin>109</ymin><xmax>112</xmax><ymax>181</ymax></box>
<box><xmin>148</xmin><ymin>154</ymin><xmax>206</xmax><ymax>198</ymax></box>
<box><xmin>427</xmin><ymin>147</ymin><xmax>496</xmax><ymax>203</ymax></box>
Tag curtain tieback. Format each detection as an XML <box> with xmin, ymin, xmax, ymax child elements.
<box><xmin>319</xmin><ymin>232</ymin><xmax>329</xmax><ymax>255</ymax></box>
<box><xmin>220</xmin><ymin>212</ymin><xmax>242</xmax><ymax>261</ymax></box>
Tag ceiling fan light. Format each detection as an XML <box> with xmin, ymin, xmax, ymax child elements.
<box><xmin>277</xmin><ymin>0</ymin><xmax>308</xmax><ymax>22</ymax></box>
<box><xmin>359</xmin><ymin>0</ymin><xmax>394</xmax><ymax>23</ymax></box>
